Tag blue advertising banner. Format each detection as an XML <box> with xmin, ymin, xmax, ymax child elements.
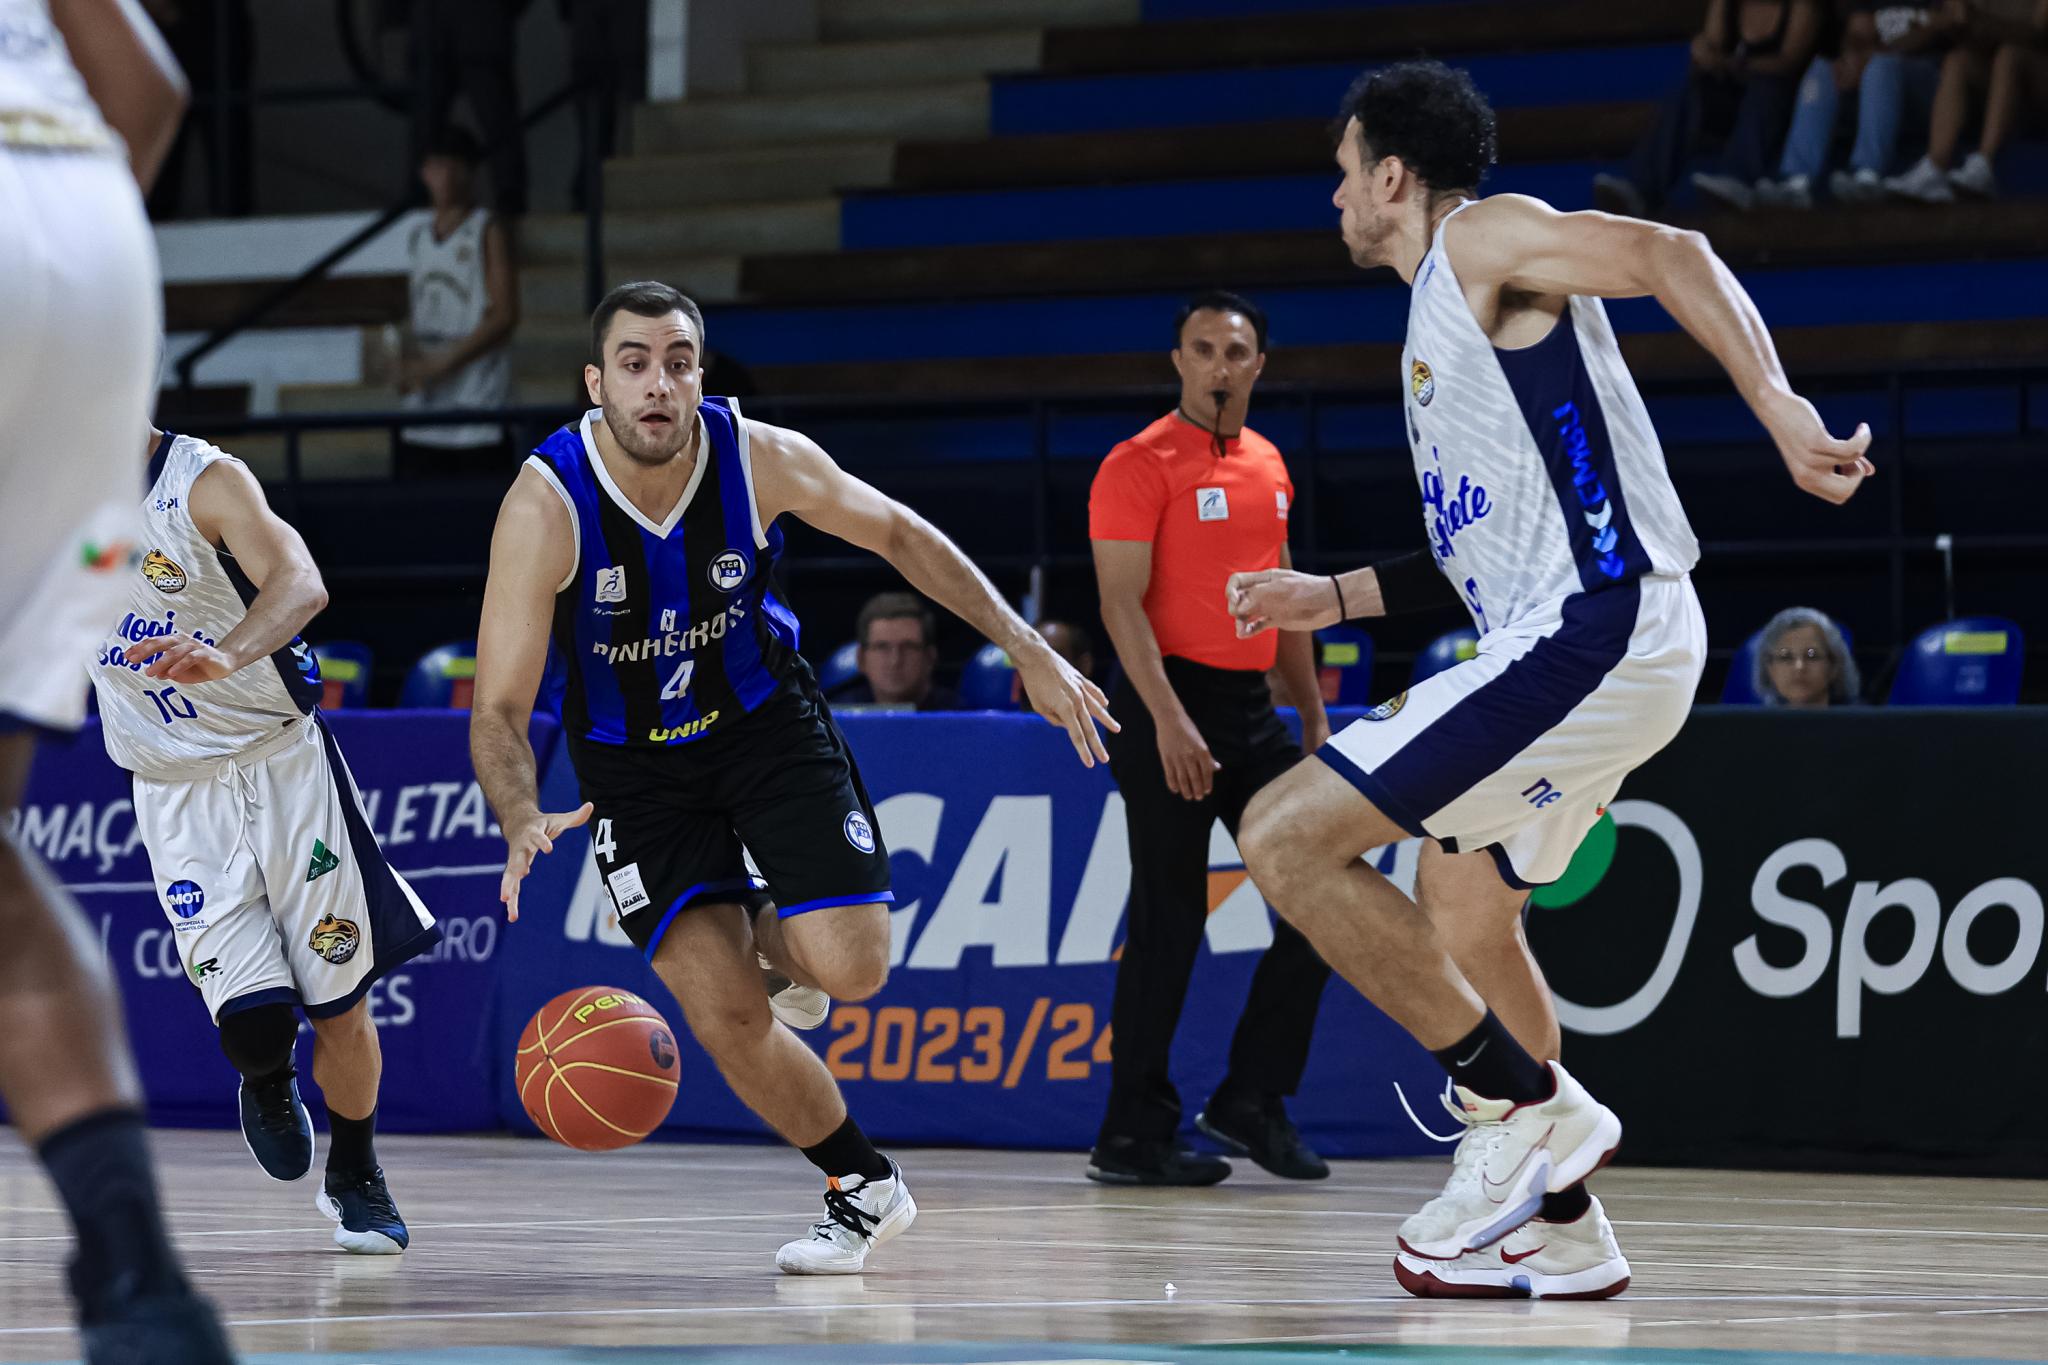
<box><xmin>9</xmin><ymin>712</ymin><xmax>557</xmax><ymax>1134</ymax></box>
<box><xmin>501</xmin><ymin>709</ymin><xmax>1448</xmax><ymax>1159</ymax></box>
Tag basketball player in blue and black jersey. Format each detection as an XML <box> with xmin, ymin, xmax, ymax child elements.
<box><xmin>472</xmin><ymin>281</ymin><xmax>1115</xmax><ymax>1275</ymax></box>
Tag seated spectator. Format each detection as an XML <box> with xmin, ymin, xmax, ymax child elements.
<box><xmin>1754</xmin><ymin>606</ymin><xmax>1862</xmax><ymax>706</ymax></box>
<box><xmin>1021</xmin><ymin>619</ymin><xmax>1097</xmax><ymax>711</ymax></box>
<box><xmin>1756</xmin><ymin>2</ymin><xmax>1960</xmax><ymax>207</ymax></box>
<box><xmin>1035</xmin><ymin>620</ymin><xmax>1097</xmax><ymax>679</ymax></box>
<box><xmin>396</xmin><ymin>127</ymin><xmax>519</xmax><ymax>480</ymax></box>
<box><xmin>830</xmin><ymin>592</ymin><xmax>964</xmax><ymax>711</ymax></box>
<box><xmin>1596</xmin><ymin>0</ymin><xmax>1826</xmax><ymax>214</ymax></box>
<box><xmin>1887</xmin><ymin>0</ymin><xmax>2048</xmax><ymax>200</ymax></box>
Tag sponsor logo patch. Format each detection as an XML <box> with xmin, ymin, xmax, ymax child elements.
<box><xmin>306</xmin><ymin>839</ymin><xmax>340</xmax><ymax>883</ymax></box>
<box><xmin>141</xmin><ymin>549</ymin><xmax>188</xmax><ymax>593</ymax></box>
<box><xmin>1364</xmin><ymin>691</ymin><xmax>1408</xmax><ymax>722</ymax></box>
<box><xmin>708</xmin><ymin>549</ymin><xmax>750</xmax><ymax>592</ymax></box>
<box><xmin>607</xmin><ymin>863</ymin><xmax>651</xmax><ymax>915</ymax></box>
<box><xmin>595</xmin><ymin>565</ymin><xmax>628</xmax><ymax>604</ymax></box>
<box><xmin>844</xmin><ymin>810</ymin><xmax>877</xmax><ymax>854</ymax></box>
<box><xmin>308</xmin><ymin>914</ymin><xmax>361</xmax><ymax>965</ymax></box>
<box><xmin>1196</xmin><ymin>487</ymin><xmax>1229</xmax><ymax>522</ymax></box>
<box><xmin>164</xmin><ymin>880</ymin><xmax>205</xmax><ymax>919</ymax></box>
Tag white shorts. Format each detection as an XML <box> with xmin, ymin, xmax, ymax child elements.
<box><xmin>133</xmin><ymin>717</ymin><xmax>441</xmax><ymax>1021</ymax></box>
<box><xmin>0</xmin><ymin>147</ymin><xmax>161</xmax><ymax>732</ymax></box>
<box><xmin>1322</xmin><ymin>575</ymin><xmax>1706</xmax><ymax>887</ymax></box>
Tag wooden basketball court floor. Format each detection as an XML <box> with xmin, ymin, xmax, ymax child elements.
<box><xmin>1</xmin><ymin>1132</ymin><xmax>2043</xmax><ymax>1365</ymax></box>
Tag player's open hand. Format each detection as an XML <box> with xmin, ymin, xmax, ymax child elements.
<box><xmin>500</xmin><ymin>802</ymin><xmax>593</xmax><ymax>923</ymax></box>
<box><xmin>1758</xmin><ymin>388</ymin><xmax>1873</xmax><ymax>506</ymax></box>
<box><xmin>1227</xmin><ymin>569</ymin><xmax>1342</xmax><ymax>638</ymax></box>
<box><xmin>122</xmin><ymin>633</ymin><xmax>238</xmax><ymax>683</ymax></box>
<box><xmin>1015</xmin><ymin>640</ymin><xmax>1119</xmax><ymax>768</ymax></box>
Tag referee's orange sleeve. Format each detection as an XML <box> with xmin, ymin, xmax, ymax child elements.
<box><xmin>1088</xmin><ymin>441</ymin><xmax>1165</xmax><ymax>542</ymax></box>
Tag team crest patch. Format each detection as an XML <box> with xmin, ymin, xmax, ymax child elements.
<box><xmin>1410</xmin><ymin>359</ymin><xmax>1436</xmax><ymax>407</ymax></box>
<box><xmin>843</xmin><ymin>810</ymin><xmax>876</xmax><ymax>854</ymax></box>
<box><xmin>141</xmin><ymin>549</ymin><xmax>188</xmax><ymax>594</ymax></box>
<box><xmin>308</xmin><ymin>914</ymin><xmax>361</xmax><ymax>966</ymax></box>
<box><xmin>1365</xmin><ymin>691</ymin><xmax>1408</xmax><ymax>722</ymax></box>
<box><xmin>708</xmin><ymin>549</ymin><xmax>750</xmax><ymax>592</ymax></box>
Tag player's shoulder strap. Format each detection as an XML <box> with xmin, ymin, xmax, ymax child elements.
<box><xmin>704</xmin><ymin>395</ymin><xmax>770</xmax><ymax>552</ymax></box>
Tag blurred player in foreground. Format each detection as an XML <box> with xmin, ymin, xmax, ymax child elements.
<box><xmin>0</xmin><ymin>0</ymin><xmax>235</xmax><ymax>1356</ymax></box>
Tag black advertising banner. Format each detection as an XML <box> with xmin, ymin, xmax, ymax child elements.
<box><xmin>1529</xmin><ymin>709</ymin><xmax>2047</xmax><ymax>1175</ymax></box>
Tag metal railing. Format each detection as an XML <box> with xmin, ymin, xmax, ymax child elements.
<box><xmin>181</xmin><ymin>360</ymin><xmax>2048</xmax><ymax>683</ymax></box>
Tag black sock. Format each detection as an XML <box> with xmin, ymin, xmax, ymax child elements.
<box><xmin>327</xmin><ymin>1107</ymin><xmax>378</xmax><ymax>1177</ymax></box>
<box><xmin>1540</xmin><ymin>1182</ymin><xmax>1593</xmax><ymax>1222</ymax></box>
<box><xmin>1430</xmin><ymin>1010</ymin><xmax>1553</xmax><ymax>1103</ymax></box>
<box><xmin>799</xmin><ymin>1115</ymin><xmax>891</xmax><ymax>1182</ymax></box>
<box><xmin>37</xmin><ymin>1109</ymin><xmax>190</xmax><ymax>1310</ymax></box>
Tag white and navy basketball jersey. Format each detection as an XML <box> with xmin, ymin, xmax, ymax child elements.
<box><xmin>527</xmin><ymin>398</ymin><xmax>802</xmax><ymax>748</ymax></box>
<box><xmin>402</xmin><ymin>206</ymin><xmax>509</xmax><ymax>448</ymax></box>
<box><xmin>91</xmin><ymin>434</ymin><xmax>322</xmax><ymax>779</ymax></box>
<box><xmin>1400</xmin><ymin>201</ymin><xmax>1699</xmax><ymax>634</ymax></box>
<box><xmin>0</xmin><ymin>1</ymin><xmax>110</xmax><ymax>143</ymax></box>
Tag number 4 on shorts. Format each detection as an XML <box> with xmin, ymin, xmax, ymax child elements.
<box><xmin>593</xmin><ymin>818</ymin><xmax>617</xmax><ymax>863</ymax></box>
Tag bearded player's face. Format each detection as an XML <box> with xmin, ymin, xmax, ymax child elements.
<box><xmin>584</xmin><ymin>311</ymin><xmax>704</xmax><ymax>467</ymax></box>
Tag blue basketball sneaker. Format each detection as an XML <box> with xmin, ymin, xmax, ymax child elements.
<box><xmin>237</xmin><ymin>1071</ymin><xmax>313</xmax><ymax>1182</ymax></box>
<box><xmin>318</xmin><ymin>1167</ymin><xmax>408</xmax><ymax>1255</ymax></box>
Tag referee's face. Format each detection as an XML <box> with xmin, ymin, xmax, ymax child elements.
<box><xmin>586</xmin><ymin>310</ymin><xmax>705</xmax><ymax>467</ymax></box>
<box><xmin>1172</xmin><ymin>309</ymin><xmax>1265</xmax><ymax>435</ymax></box>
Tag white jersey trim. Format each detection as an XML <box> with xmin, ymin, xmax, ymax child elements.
<box><xmin>580</xmin><ymin>407</ymin><xmax>703</xmax><ymax>538</ymax></box>
<box><xmin>728</xmin><ymin>397</ymin><xmax>771</xmax><ymax>551</ymax></box>
<box><xmin>522</xmin><ymin>454</ymin><xmax>581</xmax><ymax>594</ymax></box>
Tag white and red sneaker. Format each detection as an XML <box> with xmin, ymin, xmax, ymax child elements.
<box><xmin>1395</xmin><ymin>1061</ymin><xmax>1621</xmax><ymax>1261</ymax></box>
<box><xmin>1397</xmin><ymin>1193</ymin><xmax>1630</xmax><ymax>1299</ymax></box>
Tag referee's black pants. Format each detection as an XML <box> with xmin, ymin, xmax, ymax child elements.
<box><xmin>1097</xmin><ymin>657</ymin><xmax>1332</xmax><ymax>1146</ymax></box>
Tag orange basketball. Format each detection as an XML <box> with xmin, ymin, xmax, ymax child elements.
<box><xmin>515</xmin><ymin>986</ymin><xmax>680</xmax><ymax>1151</ymax></box>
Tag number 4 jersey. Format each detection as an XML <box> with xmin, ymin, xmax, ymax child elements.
<box><xmin>92</xmin><ymin>432</ymin><xmax>323</xmax><ymax>779</ymax></box>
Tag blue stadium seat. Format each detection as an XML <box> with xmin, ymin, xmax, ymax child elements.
<box><xmin>1316</xmin><ymin>626</ymin><xmax>1376</xmax><ymax>706</ymax></box>
<box><xmin>959</xmin><ymin>642</ymin><xmax>1022</xmax><ymax>710</ymax></box>
<box><xmin>1413</xmin><ymin>628</ymin><xmax>1480</xmax><ymax>685</ymax></box>
<box><xmin>816</xmin><ymin>640</ymin><xmax>860</xmax><ymax>694</ymax></box>
<box><xmin>1889</xmin><ymin>618</ymin><xmax>2025</xmax><ymax>706</ymax></box>
<box><xmin>312</xmin><ymin>640</ymin><xmax>372</xmax><ymax>709</ymax></box>
<box><xmin>400</xmin><ymin>642</ymin><xmax>477</xmax><ymax>709</ymax></box>
<box><xmin>1722</xmin><ymin>621</ymin><xmax>1855</xmax><ymax>705</ymax></box>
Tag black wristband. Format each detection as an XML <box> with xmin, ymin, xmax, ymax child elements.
<box><xmin>1371</xmin><ymin>550</ymin><xmax>1464</xmax><ymax>615</ymax></box>
<box><xmin>1331</xmin><ymin>575</ymin><xmax>1347</xmax><ymax>621</ymax></box>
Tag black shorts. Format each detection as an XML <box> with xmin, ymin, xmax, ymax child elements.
<box><xmin>569</xmin><ymin>677</ymin><xmax>893</xmax><ymax>959</ymax></box>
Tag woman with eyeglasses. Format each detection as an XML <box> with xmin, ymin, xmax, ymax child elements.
<box><xmin>1754</xmin><ymin>606</ymin><xmax>1862</xmax><ymax>706</ymax></box>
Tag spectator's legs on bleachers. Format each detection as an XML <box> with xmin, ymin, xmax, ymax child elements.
<box><xmin>1722</xmin><ymin>72</ymin><xmax>1799</xmax><ymax>186</ymax></box>
<box><xmin>1924</xmin><ymin>43</ymin><xmax>1994</xmax><ymax>173</ymax></box>
<box><xmin>1774</xmin><ymin>56</ymin><xmax>1839</xmax><ymax>185</ymax></box>
<box><xmin>1628</xmin><ymin>68</ymin><xmax>1742</xmax><ymax>209</ymax></box>
<box><xmin>1850</xmin><ymin>52</ymin><xmax>1941</xmax><ymax>176</ymax></box>
<box><xmin>1975</xmin><ymin>45</ymin><xmax>2048</xmax><ymax>181</ymax></box>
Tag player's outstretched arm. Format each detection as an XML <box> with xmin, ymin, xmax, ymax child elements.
<box><xmin>1228</xmin><ymin>551</ymin><xmax>1459</xmax><ymax>638</ymax></box>
<box><xmin>471</xmin><ymin>469</ymin><xmax>588</xmax><ymax>922</ymax></box>
<box><xmin>125</xmin><ymin>458</ymin><xmax>328</xmax><ymax>683</ymax></box>
<box><xmin>49</xmin><ymin>0</ymin><xmax>188</xmax><ymax>190</ymax></box>
<box><xmin>748</xmin><ymin>421</ymin><xmax>1118</xmax><ymax>766</ymax></box>
<box><xmin>1446</xmin><ymin>194</ymin><xmax>1874</xmax><ymax>506</ymax></box>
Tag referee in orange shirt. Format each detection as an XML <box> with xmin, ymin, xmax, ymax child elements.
<box><xmin>1086</xmin><ymin>291</ymin><xmax>1333</xmax><ymax>1185</ymax></box>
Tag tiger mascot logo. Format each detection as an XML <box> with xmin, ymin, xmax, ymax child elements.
<box><xmin>308</xmin><ymin>914</ymin><xmax>361</xmax><ymax>965</ymax></box>
<box><xmin>141</xmin><ymin>549</ymin><xmax>187</xmax><ymax>594</ymax></box>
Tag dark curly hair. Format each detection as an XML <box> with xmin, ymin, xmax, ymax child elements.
<box><xmin>1337</xmin><ymin>60</ymin><xmax>1497</xmax><ymax>194</ymax></box>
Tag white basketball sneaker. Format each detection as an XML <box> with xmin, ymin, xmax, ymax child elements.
<box><xmin>776</xmin><ymin>1161</ymin><xmax>916</xmax><ymax>1274</ymax></box>
<box><xmin>1396</xmin><ymin>1193</ymin><xmax>1630</xmax><ymax>1299</ymax></box>
<box><xmin>761</xmin><ymin>953</ymin><xmax>829</xmax><ymax>1031</ymax></box>
<box><xmin>1396</xmin><ymin>1061</ymin><xmax>1621</xmax><ymax>1261</ymax></box>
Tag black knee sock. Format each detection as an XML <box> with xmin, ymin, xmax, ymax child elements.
<box><xmin>1540</xmin><ymin>1182</ymin><xmax>1593</xmax><ymax>1222</ymax></box>
<box><xmin>326</xmin><ymin>1107</ymin><xmax>378</xmax><ymax>1177</ymax></box>
<box><xmin>37</xmin><ymin>1109</ymin><xmax>190</xmax><ymax>1311</ymax></box>
<box><xmin>1430</xmin><ymin>1010</ymin><xmax>1553</xmax><ymax>1103</ymax></box>
<box><xmin>799</xmin><ymin>1115</ymin><xmax>891</xmax><ymax>1182</ymax></box>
